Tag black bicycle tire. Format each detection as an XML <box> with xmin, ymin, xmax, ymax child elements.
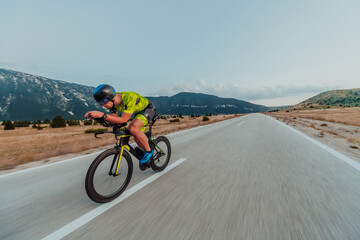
<box><xmin>150</xmin><ymin>136</ymin><xmax>171</xmax><ymax>172</ymax></box>
<box><xmin>85</xmin><ymin>148</ymin><xmax>133</xmax><ymax>203</ymax></box>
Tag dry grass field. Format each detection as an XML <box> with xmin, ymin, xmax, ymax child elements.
<box><xmin>266</xmin><ymin>107</ymin><xmax>360</xmax><ymax>161</ymax></box>
<box><xmin>0</xmin><ymin>115</ymin><xmax>241</xmax><ymax>170</ymax></box>
<box><xmin>275</xmin><ymin>107</ymin><xmax>360</xmax><ymax>126</ymax></box>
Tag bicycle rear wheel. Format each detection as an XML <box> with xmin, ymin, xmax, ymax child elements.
<box><xmin>150</xmin><ymin>136</ymin><xmax>171</xmax><ymax>172</ymax></box>
<box><xmin>85</xmin><ymin>148</ymin><xmax>133</xmax><ymax>203</ymax></box>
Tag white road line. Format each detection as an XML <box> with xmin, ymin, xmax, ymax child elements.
<box><xmin>266</xmin><ymin>115</ymin><xmax>360</xmax><ymax>171</ymax></box>
<box><xmin>41</xmin><ymin>157</ymin><xmax>188</xmax><ymax>240</ymax></box>
<box><xmin>238</xmin><ymin>121</ymin><xmax>245</xmax><ymax>126</ymax></box>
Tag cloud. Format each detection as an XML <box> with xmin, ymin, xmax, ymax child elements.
<box><xmin>0</xmin><ymin>61</ymin><xmax>44</xmax><ymax>74</ymax></box>
<box><xmin>0</xmin><ymin>61</ymin><xmax>25</xmax><ymax>69</ymax></box>
<box><xmin>150</xmin><ymin>79</ymin><xmax>341</xmax><ymax>101</ymax></box>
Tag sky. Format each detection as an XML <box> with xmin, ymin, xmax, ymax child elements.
<box><xmin>1</xmin><ymin>0</ymin><xmax>359</xmax><ymax>106</ymax></box>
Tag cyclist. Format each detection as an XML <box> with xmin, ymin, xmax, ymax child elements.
<box><xmin>85</xmin><ymin>84</ymin><xmax>156</xmax><ymax>165</ymax></box>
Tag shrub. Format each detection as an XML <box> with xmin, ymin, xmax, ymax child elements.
<box><xmin>32</xmin><ymin>124</ymin><xmax>43</xmax><ymax>130</ymax></box>
<box><xmin>85</xmin><ymin>128</ymin><xmax>108</xmax><ymax>134</ymax></box>
<box><xmin>44</xmin><ymin>119</ymin><xmax>50</xmax><ymax>124</ymax></box>
<box><xmin>84</xmin><ymin>120</ymin><xmax>93</xmax><ymax>125</ymax></box>
<box><xmin>170</xmin><ymin>119</ymin><xmax>180</xmax><ymax>123</ymax></box>
<box><xmin>13</xmin><ymin>121</ymin><xmax>30</xmax><ymax>127</ymax></box>
<box><xmin>51</xmin><ymin>115</ymin><xmax>66</xmax><ymax>128</ymax></box>
<box><xmin>4</xmin><ymin>120</ymin><xmax>15</xmax><ymax>130</ymax></box>
<box><xmin>202</xmin><ymin>116</ymin><xmax>210</xmax><ymax>122</ymax></box>
<box><xmin>67</xmin><ymin>120</ymin><xmax>80</xmax><ymax>126</ymax></box>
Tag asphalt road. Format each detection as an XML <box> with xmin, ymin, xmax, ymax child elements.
<box><xmin>1</xmin><ymin>114</ymin><xmax>359</xmax><ymax>240</ymax></box>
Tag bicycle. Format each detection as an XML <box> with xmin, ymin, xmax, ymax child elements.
<box><xmin>85</xmin><ymin>114</ymin><xmax>171</xmax><ymax>203</ymax></box>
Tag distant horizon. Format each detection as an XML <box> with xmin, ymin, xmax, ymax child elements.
<box><xmin>0</xmin><ymin>63</ymin><xmax>346</xmax><ymax>107</ymax></box>
<box><xmin>1</xmin><ymin>66</ymin><xmax>340</xmax><ymax>107</ymax></box>
<box><xmin>0</xmin><ymin>67</ymin><xmax>324</xmax><ymax>107</ymax></box>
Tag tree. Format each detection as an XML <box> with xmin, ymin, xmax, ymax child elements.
<box><xmin>44</xmin><ymin>119</ymin><xmax>50</xmax><ymax>124</ymax></box>
<box><xmin>4</xmin><ymin>120</ymin><xmax>15</xmax><ymax>130</ymax></box>
<box><xmin>50</xmin><ymin>115</ymin><xmax>66</xmax><ymax>128</ymax></box>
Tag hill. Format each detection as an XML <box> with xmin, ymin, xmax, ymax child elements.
<box><xmin>292</xmin><ymin>88</ymin><xmax>360</xmax><ymax>110</ymax></box>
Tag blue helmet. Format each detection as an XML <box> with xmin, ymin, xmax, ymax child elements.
<box><xmin>93</xmin><ymin>84</ymin><xmax>116</xmax><ymax>102</ymax></box>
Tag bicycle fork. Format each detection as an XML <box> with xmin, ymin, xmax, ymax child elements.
<box><xmin>109</xmin><ymin>145</ymin><xmax>130</xmax><ymax>176</ymax></box>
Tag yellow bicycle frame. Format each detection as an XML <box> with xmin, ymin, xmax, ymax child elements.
<box><xmin>115</xmin><ymin>135</ymin><xmax>131</xmax><ymax>175</ymax></box>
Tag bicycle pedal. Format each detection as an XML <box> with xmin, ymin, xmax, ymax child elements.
<box><xmin>139</xmin><ymin>163</ymin><xmax>150</xmax><ymax>171</ymax></box>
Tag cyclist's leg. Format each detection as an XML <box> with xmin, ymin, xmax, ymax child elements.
<box><xmin>129</xmin><ymin>115</ymin><xmax>150</xmax><ymax>151</ymax></box>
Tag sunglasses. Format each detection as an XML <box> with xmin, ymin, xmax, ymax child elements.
<box><xmin>98</xmin><ymin>98</ymin><xmax>110</xmax><ymax>105</ymax></box>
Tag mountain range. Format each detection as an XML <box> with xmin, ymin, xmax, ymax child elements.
<box><xmin>0</xmin><ymin>69</ymin><xmax>270</xmax><ymax>121</ymax></box>
<box><xmin>147</xmin><ymin>93</ymin><xmax>269</xmax><ymax>115</ymax></box>
<box><xmin>0</xmin><ymin>69</ymin><xmax>104</xmax><ymax>121</ymax></box>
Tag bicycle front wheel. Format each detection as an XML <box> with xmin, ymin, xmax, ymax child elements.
<box><xmin>150</xmin><ymin>136</ymin><xmax>171</xmax><ymax>172</ymax></box>
<box><xmin>85</xmin><ymin>148</ymin><xmax>133</xmax><ymax>203</ymax></box>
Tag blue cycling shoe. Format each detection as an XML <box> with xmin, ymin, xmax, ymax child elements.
<box><xmin>139</xmin><ymin>150</ymin><xmax>154</xmax><ymax>164</ymax></box>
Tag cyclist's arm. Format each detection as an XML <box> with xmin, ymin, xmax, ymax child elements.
<box><xmin>105</xmin><ymin>112</ymin><xmax>132</xmax><ymax>124</ymax></box>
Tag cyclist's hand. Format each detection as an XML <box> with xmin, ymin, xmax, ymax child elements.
<box><xmin>85</xmin><ymin>111</ymin><xmax>105</xmax><ymax>119</ymax></box>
